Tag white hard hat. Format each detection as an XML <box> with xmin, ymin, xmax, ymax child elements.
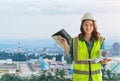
<box><xmin>81</xmin><ymin>12</ymin><xmax>96</xmax><ymax>21</ymax></box>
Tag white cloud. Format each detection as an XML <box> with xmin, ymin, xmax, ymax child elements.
<box><xmin>0</xmin><ymin>0</ymin><xmax>120</xmax><ymax>40</ymax></box>
<box><xmin>24</xmin><ymin>7</ymin><xmax>40</xmax><ymax>14</ymax></box>
<box><xmin>0</xmin><ymin>0</ymin><xmax>120</xmax><ymax>16</ymax></box>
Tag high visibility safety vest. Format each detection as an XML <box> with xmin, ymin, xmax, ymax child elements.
<box><xmin>72</xmin><ymin>37</ymin><xmax>104</xmax><ymax>81</ymax></box>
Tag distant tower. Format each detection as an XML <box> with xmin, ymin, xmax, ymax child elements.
<box><xmin>17</xmin><ymin>61</ymin><xmax>19</xmax><ymax>70</ymax></box>
<box><xmin>112</xmin><ymin>42</ymin><xmax>120</xmax><ymax>56</ymax></box>
<box><xmin>17</xmin><ymin>42</ymin><xmax>22</xmax><ymax>52</ymax></box>
<box><xmin>52</xmin><ymin>57</ymin><xmax>56</xmax><ymax>62</ymax></box>
<box><xmin>62</xmin><ymin>56</ymin><xmax>64</xmax><ymax>62</ymax></box>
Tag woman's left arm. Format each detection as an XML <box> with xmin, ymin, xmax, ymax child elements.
<box><xmin>101</xmin><ymin>41</ymin><xmax>111</xmax><ymax>64</ymax></box>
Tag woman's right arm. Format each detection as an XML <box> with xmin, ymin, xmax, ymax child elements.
<box><xmin>57</xmin><ymin>35</ymin><xmax>70</xmax><ymax>55</ymax></box>
<box><xmin>64</xmin><ymin>39</ymin><xmax>73</xmax><ymax>64</ymax></box>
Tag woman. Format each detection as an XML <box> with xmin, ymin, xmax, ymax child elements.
<box><xmin>59</xmin><ymin>12</ymin><xmax>110</xmax><ymax>81</ymax></box>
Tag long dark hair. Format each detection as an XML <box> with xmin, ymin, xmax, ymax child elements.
<box><xmin>78</xmin><ymin>20</ymin><xmax>100</xmax><ymax>41</ymax></box>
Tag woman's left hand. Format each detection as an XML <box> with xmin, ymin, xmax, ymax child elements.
<box><xmin>101</xmin><ymin>59</ymin><xmax>111</xmax><ymax>64</ymax></box>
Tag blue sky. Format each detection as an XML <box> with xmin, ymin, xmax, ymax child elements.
<box><xmin>0</xmin><ymin>0</ymin><xmax>120</xmax><ymax>41</ymax></box>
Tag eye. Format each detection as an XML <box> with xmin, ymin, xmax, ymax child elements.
<box><xmin>90</xmin><ymin>24</ymin><xmax>93</xmax><ymax>26</ymax></box>
<box><xmin>83</xmin><ymin>24</ymin><xmax>88</xmax><ymax>27</ymax></box>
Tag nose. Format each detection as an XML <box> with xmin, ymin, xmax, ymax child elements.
<box><xmin>86</xmin><ymin>26</ymin><xmax>90</xmax><ymax>30</ymax></box>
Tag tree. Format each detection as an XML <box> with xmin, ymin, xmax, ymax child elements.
<box><xmin>1</xmin><ymin>74</ymin><xmax>22</xmax><ymax>81</ymax></box>
<box><xmin>106</xmin><ymin>69</ymin><xmax>111</xmax><ymax>79</ymax></box>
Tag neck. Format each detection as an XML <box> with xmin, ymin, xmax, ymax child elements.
<box><xmin>85</xmin><ymin>34</ymin><xmax>92</xmax><ymax>42</ymax></box>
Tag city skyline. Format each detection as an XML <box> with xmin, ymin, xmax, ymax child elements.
<box><xmin>0</xmin><ymin>0</ymin><xmax>120</xmax><ymax>40</ymax></box>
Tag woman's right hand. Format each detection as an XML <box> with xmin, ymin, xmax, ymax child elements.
<box><xmin>57</xmin><ymin>35</ymin><xmax>69</xmax><ymax>54</ymax></box>
<box><xmin>57</xmin><ymin>35</ymin><xmax>67</xmax><ymax>44</ymax></box>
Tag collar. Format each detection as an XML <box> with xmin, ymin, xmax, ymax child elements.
<box><xmin>81</xmin><ymin>37</ymin><xmax>95</xmax><ymax>42</ymax></box>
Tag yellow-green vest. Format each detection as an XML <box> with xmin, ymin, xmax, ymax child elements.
<box><xmin>72</xmin><ymin>37</ymin><xmax>104</xmax><ymax>81</ymax></box>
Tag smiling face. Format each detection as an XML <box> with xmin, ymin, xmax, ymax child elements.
<box><xmin>83</xmin><ymin>20</ymin><xmax>94</xmax><ymax>35</ymax></box>
<box><xmin>79</xmin><ymin>20</ymin><xmax>99</xmax><ymax>40</ymax></box>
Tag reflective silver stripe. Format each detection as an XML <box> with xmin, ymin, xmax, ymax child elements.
<box><xmin>74</xmin><ymin>69</ymin><xmax>100</xmax><ymax>75</ymax></box>
<box><xmin>100</xmin><ymin>37</ymin><xmax>105</xmax><ymax>45</ymax></box>
<box><xmin>73</xmin><ymin>37</ymin><xmax>96</xmax><ymax>64</ymax></box>
<box><xmin>77</xmin><ymin>60</ymin><xmax>96</xmax><ymax>64</ymax></box>
<box><xmin>73</xmin><ymin>37</ymin><xmax>78</xmax><ymax>63</ymax></box>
